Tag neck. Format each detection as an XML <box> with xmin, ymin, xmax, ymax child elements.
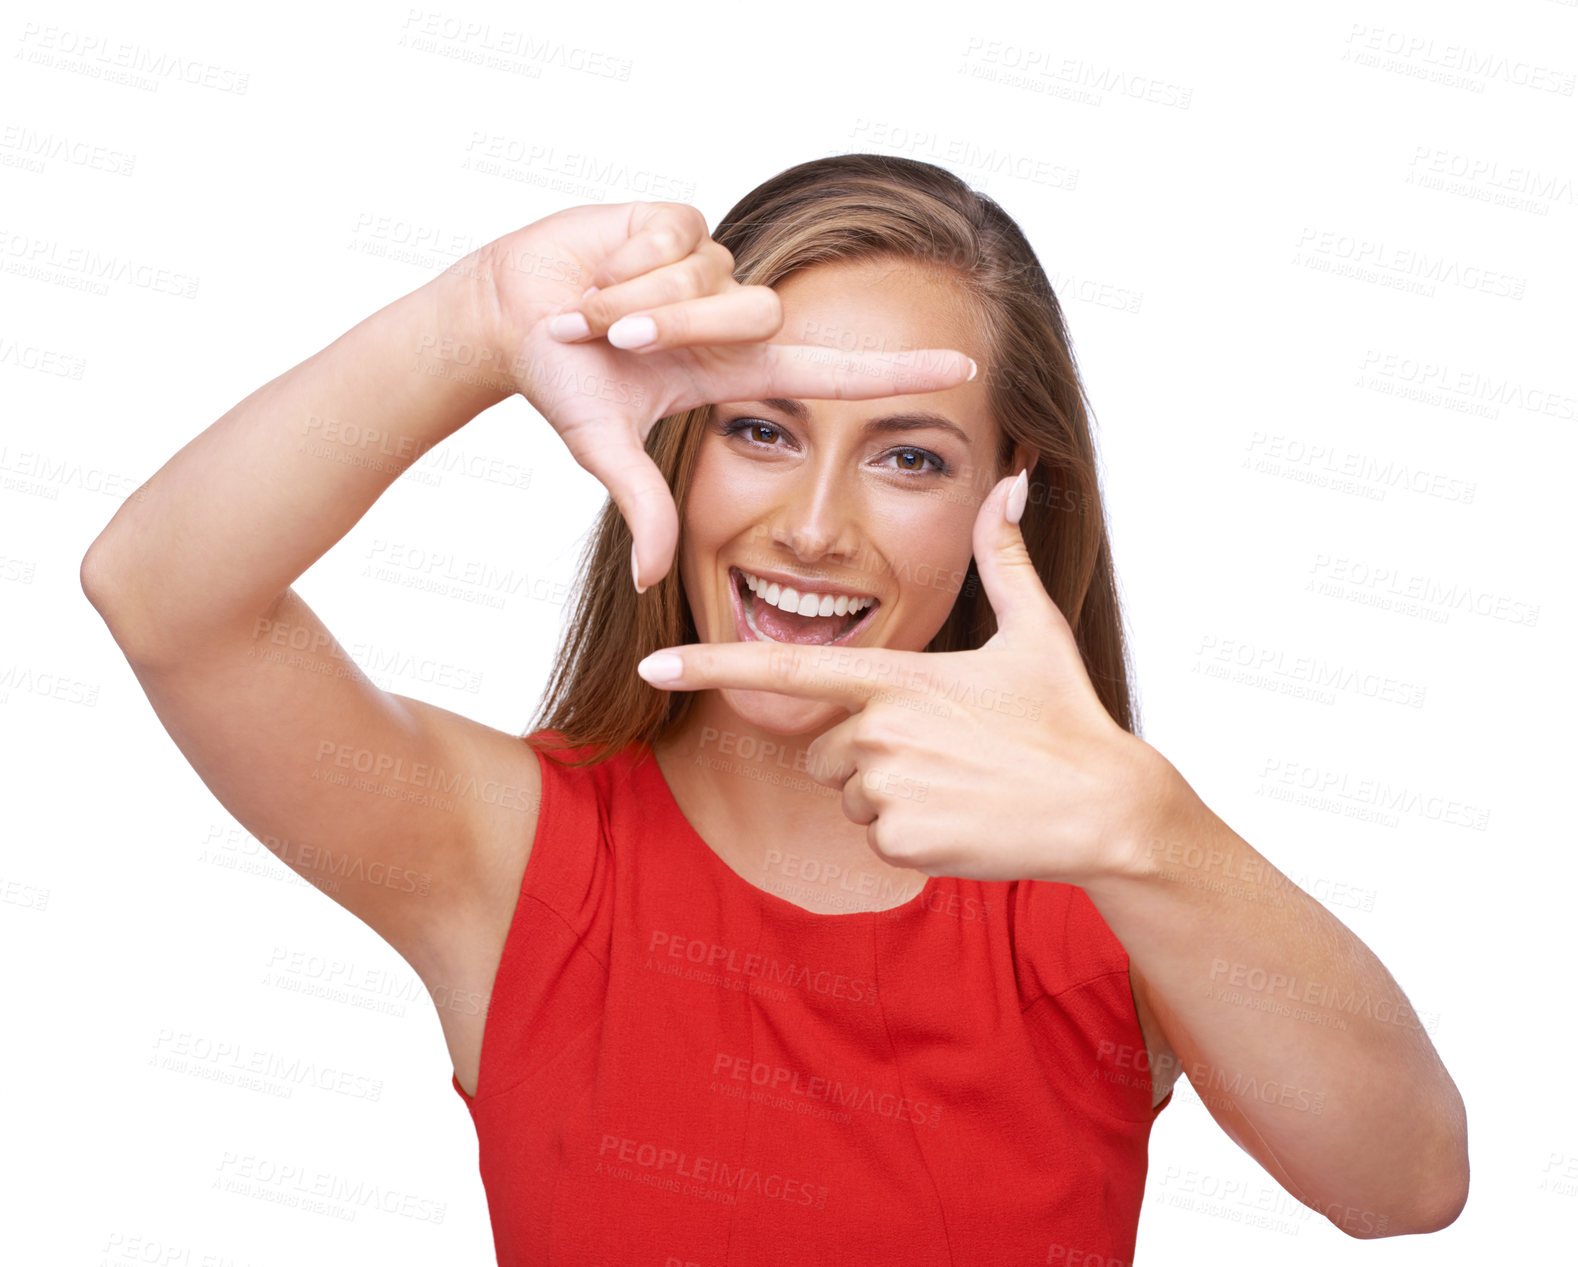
<box><xmin>655</xmin><ymin>693</ymin><xmax>847</xmax><ymax>830</ymax></box>
<box><xmin>652</xmin><ymin>693</ymin><xmax>928</xmax><ymax>915</ymax></box>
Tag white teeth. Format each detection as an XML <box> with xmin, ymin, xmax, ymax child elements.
<box><xmin>739</xmin><ymin>569</ymin><xmax>875</xmax><ymax>618</ymax></box>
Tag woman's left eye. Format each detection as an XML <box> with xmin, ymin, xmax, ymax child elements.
<box><xmin>879</xmin><ymin>447</ymin><xmax>948</xmax><ymax>475</ymax></box>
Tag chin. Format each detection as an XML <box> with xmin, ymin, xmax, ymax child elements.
<box><xmin>721</xmin><ymin>687</ymin><xmax>848</xmax><ymax>737</ymax></box>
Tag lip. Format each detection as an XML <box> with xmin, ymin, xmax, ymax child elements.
<box><xmin>732</xmin><ymin>564</ymin><xmax>879</xmax><ymax>603</ymax></box>
<box><xmin>727</xmin><ymin>566</ymin><xmax>881</xmax><ymax>648</ymax></box>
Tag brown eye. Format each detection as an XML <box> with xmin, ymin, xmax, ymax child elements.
<box><xmin>718</xmin><ymin>417</ymin><xmax>786</xmax><ymax>447</ymax></box>
<box><xmin>880</xmin><ymin>447</ymin><xmax>948</xmax><ymax>476</ymax></box>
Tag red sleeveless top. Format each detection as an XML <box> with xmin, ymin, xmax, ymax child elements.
<box><xmin>452</xmin><ymin>732</ymin><xmax>1170</xmax><ymax>1265</ymax></box>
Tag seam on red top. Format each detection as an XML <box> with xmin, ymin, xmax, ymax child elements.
<box><xmin>870</xmin><ymin>913</ymin><xmax>958</xmax><ymax>1265</ymax></box>
<box><xmin>1025</xmin><ymin>965</ymin><xmax>1135</xmax><ymax>1012</ymax></box>
<box><xmin>1022</xmin><ymin>967</ymin><xmax>1165</xmax><ymax>1126</ymax></box>
<box><xmin>517</xmin><ymin>889</ymin><xmax>611</xmax><ymax>974</ymax></box>
<box><xmin>461</xmin><ymin>906</ymin><xmax>610</xmax><ymax>1108</ymax></box>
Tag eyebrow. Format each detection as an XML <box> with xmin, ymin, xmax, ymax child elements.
<box><xmin>750</xmin><ymin>398</ymin><xmax>972</xmax><ymax>446</ymax></box>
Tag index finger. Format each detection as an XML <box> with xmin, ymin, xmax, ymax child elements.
<box><xmin>635</xmin><ymin>638</ymin><xmax>928</xmax><ymax>707</ymax></box>
<box><xmin>693</xmin><ymin>341</ymin><xmax>977</xmax><ymax>407</ymax></box>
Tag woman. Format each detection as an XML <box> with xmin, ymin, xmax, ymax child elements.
<box><xmin>83</xmin><ymin>154</ymin><xmax>1468</xmax><ymax>1263</ymax></box>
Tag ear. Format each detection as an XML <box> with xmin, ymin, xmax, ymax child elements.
<box><xmin>1006</xmin><ymin>442</ymin><xmax>1041</xmax><ymax>482</ymax></box>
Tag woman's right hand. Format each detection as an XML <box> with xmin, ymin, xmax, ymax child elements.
<box><xmin>461</xmin><ymin>201</ymin><xmax>977</xmax><ymax>590</ymax></box>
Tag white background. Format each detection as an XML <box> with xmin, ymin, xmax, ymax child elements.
<box><xmin>3</xmin><ymin>0</ymin><xmax>1573</xmax><ymax>1262</ymax></box>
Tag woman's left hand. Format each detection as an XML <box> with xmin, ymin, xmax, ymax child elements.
<box><xmin>634</xmin><ymin>471</ymin><xmax>1178</xmax><ymax>886</ymax></box>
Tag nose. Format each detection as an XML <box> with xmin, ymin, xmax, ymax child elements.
<box><xmin>766</xmin><ymin>465</ymin><xmax>864</xmax><ymax>565</ymax></box>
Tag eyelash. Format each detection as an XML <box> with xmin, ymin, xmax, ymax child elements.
<box><xmin>715</xmin><ymin>417</ymin><xmax>952</xmax><ymax>478</ymax></box>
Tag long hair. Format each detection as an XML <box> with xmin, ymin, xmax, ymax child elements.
<box><xmin>524</xmin><ymin>153</ymin><xmax>1140</xmax><ymax>767</ymax></box>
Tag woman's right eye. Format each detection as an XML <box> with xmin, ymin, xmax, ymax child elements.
<box><xmin>718</xmin><ymin>417</ymin><xmax>786</xmax><ymax>447</ymax></box>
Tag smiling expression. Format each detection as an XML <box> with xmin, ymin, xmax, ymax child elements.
<box><xmin>675</xmin><ymin>255</ymin><xmax>1026</xmax><ymax>736</ymax></box>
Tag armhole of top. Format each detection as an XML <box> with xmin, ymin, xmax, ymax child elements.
<box><xmin>1016</xmin><ymin>883</ymin><xmax>1170</xmax><ymax>1124</ymax></box>
<box><xmin>1076</xmin><ymin>893</ymin><xmax>1172</xmax><ymax>1119</ymax></box>
<box><xmin>461</xmin><ymin>735</ymin><xmax>611</xmax><ymax>1105</ymax></box>
<box><xmin>458</xmin><ymin>738</ymin><xmax>556</xmax><ymax>1106</ymax></box>
<box><xmin>1123</xmin><ymin>954</ymin><xmax>1179</xmax><ymax>1117</ymax></box>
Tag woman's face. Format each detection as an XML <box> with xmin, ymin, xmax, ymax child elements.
<box><xmin>676</xmin><ymin>255</ymin><xmax>1024</xmax><ymax>736</ymax></box>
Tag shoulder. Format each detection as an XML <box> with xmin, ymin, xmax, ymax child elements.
<box><xmin>1008</xmin><ymin>879</ymin><xmax>1129</xmax><ymax>1002</ymax></box>
<box><xmin>522</xmin><ymin>729</ymin><xmax>640</xmax><ymax>818</ymax></box>
<box><xmin>1011</xmin><ymin>880</ymin><xmax>1178</xmax><ymax>1109</ymax></box>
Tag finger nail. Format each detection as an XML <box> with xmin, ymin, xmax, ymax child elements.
<box><xmin>547</xmin><ymin>310</ymin><xmax>591</xmax><ymax>341</ymax></box>
<box><xmin>637</xmin><ymin>651</ymin><xmax>684</xmax><ymax>685</ymax></box>
<box><xmin>1005</xmin><ymin>467</ymin><xmax>1029</xmax><ymax>526</ymax></box>
<box><xmin>631</xmin><ymin>542</ymin><xmax>648</xmax><ymax>594</ymax></box>
<box><xmin>583</xmin><ymin>285</ymin><xmax>600</xmax><ymax>299</ymax></box>
<box><xmin>608</xmin><ymin>315</ymin><xmax>657</xmax><ymax>349</ymax></box>
<box><xmin>965</xmin><ymin>357</ymin><xmax>978</xmax><ymax>381</ymax></box>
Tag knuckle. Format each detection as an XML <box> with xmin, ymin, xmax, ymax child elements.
<box><xmin>855</xmin><ymin>710</ymin><xmax>901</xmax><ymax>751</ymax></box>
<box><xmin>659</xmin><ymin>304</ymin><xmax>690</xmax><ymax>343</ymax></box>
<box><xmin>767</xmin><ymin>649</ymin><xmax>799</xmax><ymax>686</ymax></box>
<box><xmin>866</xmin><ymin>822</ymin><xmax>896</xmax><ymax>863</ymax></box>
<box><xmin>828</xmin><ymin>357</ymin><xmax>853</xmax><ymax>400</ymax></box>
<box><xmin>682</xmin><ymin>255</ymin><xmax>712</xmax><ymax>295</ymax></box>
<box><xmin>580</xmin><ymin>291</ymin><xmax>613</xmax><ymax>327</ymax></box>
<box><xmin>744</xmin><ymin>285</ymin><xmax>781</xmax><ymax>327</ymax></box>
<box><xmin>708</xmin><ymin>239</ymin><xmax>739</xmax><ymax>279</ymax></box>
<box><xmin>621</xmin><ymin>478</ymin><xmax>666</xmax><ymax>507</ymax></box>
<box><xmin>647</xmin><ymin>228</ymin><xmax>681</xmax><ymax>259</ymax></box>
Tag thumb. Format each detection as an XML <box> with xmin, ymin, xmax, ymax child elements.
<box><xmin>972</xmin><ymin>468</ymin><xmax>1050</xmax><ymax>638</ymax></box>
<box><xmin>560</xmin><ymin>418</ymin><xmax>678</xmax><ymax>592</ymax></box>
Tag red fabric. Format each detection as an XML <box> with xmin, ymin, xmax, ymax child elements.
<box><xmin>452</xmin><ymin>731</ymin><xmax>1171</xmax><ymax>1265</ymax></box>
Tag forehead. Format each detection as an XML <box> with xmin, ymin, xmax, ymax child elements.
<box><xmin>769</xmin><ymin>256</ymin><xmax>986</xmax><ymax>368</ymax></box>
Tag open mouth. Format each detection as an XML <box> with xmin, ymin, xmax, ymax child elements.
<box><xmin>728</xmin><ymin>566</ymin><xmax>880</xmax><ymax>647</ymax></box>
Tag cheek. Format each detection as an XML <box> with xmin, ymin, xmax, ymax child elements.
<box><xmin>678</xmin><ymin>459</ymin><xmax>755</xmax><ymax>616</ymax></box>
<box><xmin>877</xmin><ymin>504</ymin><xmax>972</xmax><ymax>615</ymax></box>
<box><xmin>682</xmin><ymin>458</ymin><xmax>731</xmax><ymax>552</ymax></box>
<box><xmin>886</xmin><ymin>499</ymin><xmax>977</xmax><ymax>593</ymax></box>
<box><xmin>688</xmin><ymin>460</ymin><xmax>774</xmax><ymax>557</ymax></box>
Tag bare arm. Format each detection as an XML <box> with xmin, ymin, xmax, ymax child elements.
<box><xmin>79</xmin><ymin>253</ymin><xmax>543</xmax><ymax>1001</ymax></box>
<box><xmin>81</xmin><ymin>261</ymin><xmax>508</xmax><ymax>660</ymax></box>
<box><xmin>1093</xmin><ymin>766</ymin><xmax>1471</xmax><ymax>1238</ymax></box>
